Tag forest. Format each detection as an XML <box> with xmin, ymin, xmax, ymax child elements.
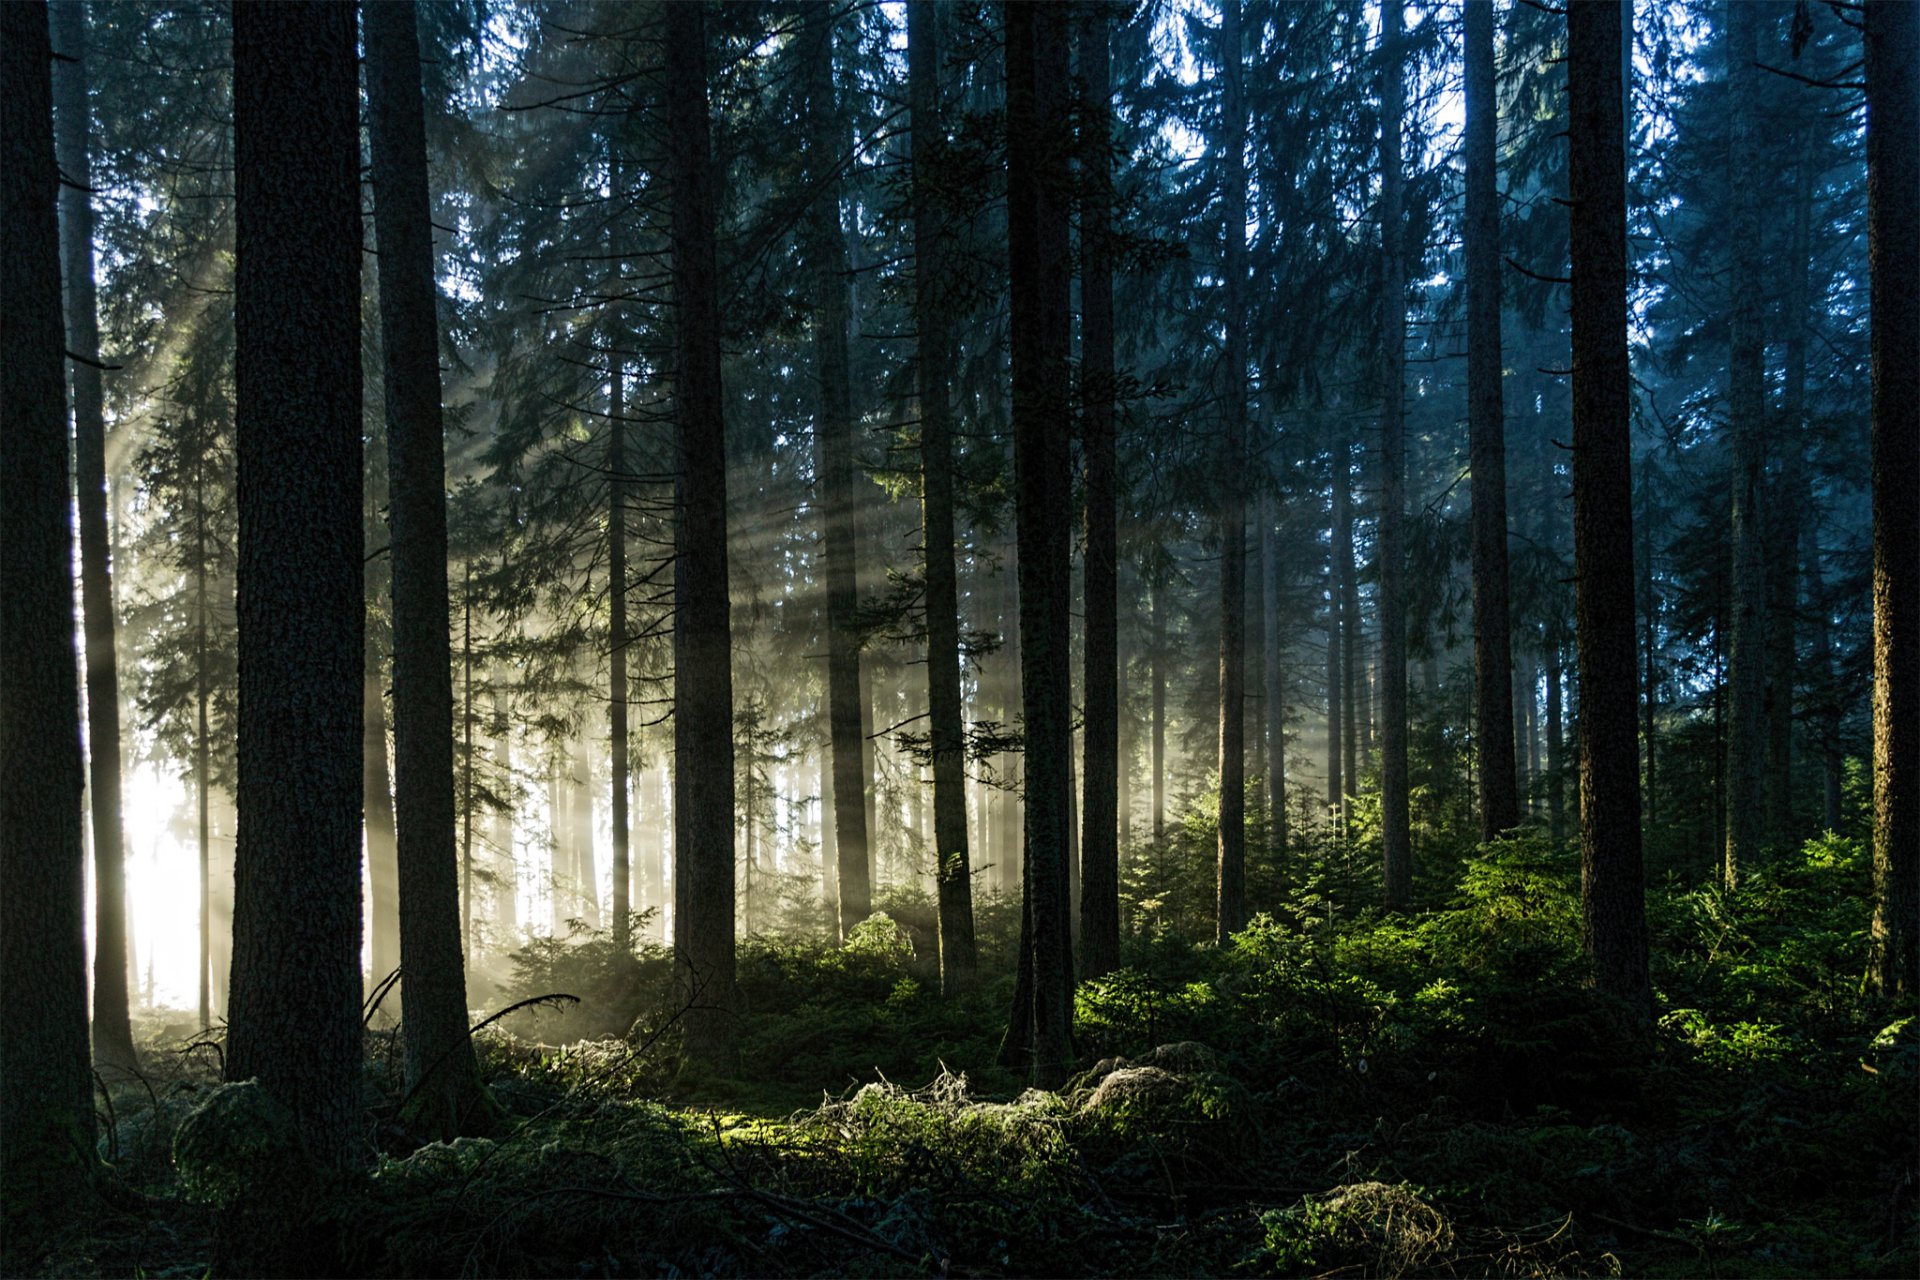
<box><xmin>0</xmin><ymin>0</ymin><xmax>1914</xmax><ymax>1274</ymax></box>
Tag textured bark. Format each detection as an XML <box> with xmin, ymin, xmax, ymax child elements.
<box><xmin>1215</xmin><ymin>0</ymin><xmax>1248</xmax><ymax>941</ymax></box>
<box><xmin>1378</xmin><ymin>0</ymin><xmax>1411</xmax><ymax>911</ymax></box>
<box><xmin>50</xmin><ymin>0</ymin><xmax>136</xmax><ymax>1072</ymax></box>
<box><xmin>1078</xmin><ymin>0</ymin><xmax>1120</xmax><ymax>979</ymax></box>
<box><xmin>666</xmin><ymin>1</ymin><xmax>738</xmax><ymax>1064</ymax></box>
<box><xmin>1004</xmin><ymin>0</ymin><xmax>1075</xmax><ymax>1089</ymax></box>
<box><xmin>365</xmin><ymin>0</ymin><xmax>490</xmax><ymax>1136</ymax></box>
<box><xmin>1567</xmin><ymin>0</ymin><xmax>1650</xmax><ymax>1014</ymax></box>
<box><xmin>1722</xmin><ymin>0</ymin><xmax>1768</xmax><ymax>887</ymax></box>
<box><xmin>912</xmin><ymin>1</ymin><xmax>977</xmax><ymax>991</ymax></box>
<box><xmin>226</xmin><ymin>0</ymin><xmax>365</xmax><ymax>1176</ymax></box>
<box><xmin>1866</xmin><ymin>0</ymin><xmax>1918</xmax><ymax>999</ymax></box>
<box><xmin>1464</xmin><ymin>0</ymin><xmax>1518</xmax><ymax>844</ymax></box>
<box><xmin>1</xmin><ymin>0</ymin><xmax>98</xmax><ymax>1245</ymax></box>
<box><xmin>805</xmin><ymin>5</ymin><xmax>872</xmax><ymax>942</ymax></box>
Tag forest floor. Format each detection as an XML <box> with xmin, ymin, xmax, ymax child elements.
<box><xmin>51</xmin><ymin>833</ymin><xmax>1920</xmax><ymax>1277</ymax></box>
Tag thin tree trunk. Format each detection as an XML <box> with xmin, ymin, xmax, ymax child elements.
<box><xmin>1567</xmin><ymin>0</ymin><xmax>1650</xmax><ymax>1015</ymax></box>
<box><xmin>609</xmin><ymin>348</ymin><xmax>631</xmax><ymax>950</ymax></box>
<box><xmin>1336</xmin><ymin>443</ymin><xmax>1359</xmax><ymax>808</ymax></box>
<box><xmin>1213</xmin><ymin>0</ymin><xmax>1249</xmax><ymax>942</ymax></box>
<box><xmin>51</xmin><ymin>0</ymin><xmax>136</xmax><ymax>1071</ymax></box>
<box><xmin>1002</xmin><ymin>0</ymin><xmax>1075</xmax><ymax>1089</ymax></box>
<box><xmin>1</xmin><ymin>0</ymin><xmax>98</xmax><ymax>1240</ymax></box>
<box><xmin>225</xmin><ymin>0</ymin><xmax>364</xmax><ymax>1187</ymax></box>
<box><xmin>1641</xmin><ymin>509</ymin><xmax>1658</xmax><ymax>831</ymax></box>
<box><xmin>1152</xmin><ymin>579</ymin><xmax>1167</xmax><ymax>840</ymax></box>
<box><xmin>1807</xmin><ymin>549</ymin><xmax>1844</xmax><ymax>832</ymax></box>
<box><xmin>365</xmin><ymin>0</ymin><xmax>490</xmax><ymax>1135</ymax></box>
<box><xmin>666</xmin><ymin>1</ymin><xmax>738</xmax><ymax>1064</ymax></box>
<box><xmin>1378</xmin><ymin>0</ymin><xmax>1411</xmax><ymax>910</ymax></box>
<box><xmin>911</xmin><ymin>1</ymin><xmax>977</xmax><ymax>990</ymax></box>
<box><xmin>1078</xmin><ymin>0</ymin><xmax>1120</xmax><ymax>979</ymax></box>
<box><xmin>1866</xmin><ymin>0</ymin><xmax>1918</xmax><ymax>999</ymax></box>
<box><xmin>461</xmin><ymin>560</ymin><xmax>476</xmax><ymax>965</ymax></box>
<box><xmin>1465</xmin><ymin>0</ymin><xmax>1517</xmax><ymax>843</ymax></box>
<box><xmin>1722</xmin><ymin>0</ymin><xmax>1768</xmax><ymax>889</ymax></box>
<box><xmin>1547</xmin><ymin>646</ymin><xmax>1565</xmax><ymax>844</ymax></box>
<box><xmin>196</xmin><ymin>495</ymin><xmax>212</xmax><ymax>1028</ymax></box>
<box><xmin>1263</xmin><ymin>498</ymin><xmax>1286</xmax><ymax>875</ymax></box>
<box><xmin>364</xmin><ymin>668</ymin><xmax>400</xmax><ymax>994</ymax></box>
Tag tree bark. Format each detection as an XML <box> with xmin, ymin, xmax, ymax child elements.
<box><xmin>1567</xmin><ymin>0</ymin><xmax>1650</xmax><ymax>1015</ymax></box>
<box><xmin>226</xmin><ymin>0</ymin><xmax>364</xmax><ymax>1178</ymax></box>
<box><xmin>1215</xmin><ymin>0</ymin><xmax>1249</xmax><ymax>941</ymax></box>
<box><xmin>1003</xmin><ymin>0</ymin><xmax>1075</xmax><ymax>1089</ymax></box>
<box><xmin>907</xmin><ymin>1</ymin><xmax>976</xmax><ymax>990</ymax></box>
<box><xmin>364</xmin><ymin>0</ymin><xmax>491</xmax><ymax>1136</ymax></box>
<box><xmin>1722</xmin><ymin>0</ymin><xmax>1768</xmax><ymax>887</ymax></box>
<box><xmin>1</xmin><ymin>0</ymin><xmax>98</xmax><ymax>1246</ymax></box>
<box><xmin>1866</xmin><ymin>0</ymin><xmax>1918</xmax><ymax>1000</ymax></box>
<box><xmin>1464</xmin><ymin>0</ymin><xmax>1518</xmax><ymax>844</ymax></box>
<box><xmin>666</xmin><ymin>1</ymin><xmax>738</xmax><ymax>1065</ymax></box>
<box><xmin>1078</xmin><ymin>0</ymin><xmax>1120</xmax><ymax>979</ymax></box>
<box><xmin>1378</xmin><ymin>0</ymin><xmax>1411</xmax><ymax>910</ymax></box>
<box><xmin>50</xmin><ymin>0</ymin><xmax>137</xmax><ymax>1072</ymax></box>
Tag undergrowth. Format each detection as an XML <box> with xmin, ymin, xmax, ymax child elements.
<box><xmin>37</xmin><ymin>830</ymin><xmax>1919</xmax><ymax>1277</ymax></box>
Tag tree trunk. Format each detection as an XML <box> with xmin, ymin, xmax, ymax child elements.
<box><xmin>1567</xmin><ymin>0</ymin><xmax>1650</xmax><ymax>1015</ymax></box>
<box><xmin>1326</xmin><ymin>472</ymin><xmax>1344</xmax><ymax>816</ymax></box>
<box><xmin>910</xmin><ymin>1</ymin><xmax>977</xmax><ymax>990</ymax></box>
<box><xmin>608</xmin><ymin>348</ymin><xmax>631</xmax><ymax>950</ymax></box>
<box><xmin>1866</xmin><ymin>0</ymin><xmax>1918</xmax><ymax>1000</ymax></box>
<box><xmin>1336</xmin><ymin>443</ymin><xmax>1359</xmax><ymax>809</ymax></box>
<box><xmin>196</xmin><ymin>501</ymin><xmax>213</xmax><ymax>1027</ymax></box>
<box><xmin>1806</xmin><ymin>549</ymin><xmax>1844</xmax><ymax>832</ymax></box>
<box><xmin>226</xmin><ymin>0</ymin><xmax>364</xmax><ymax>1185</ymax></box>
<box><xmin>50</xmin><ymin>0</ymin><xmax>136</xmax><ymax>1072</ymax></box>
<box><xmin>1722</xmin><ymin>0</ymin><xmax>1768</xmax><ymax>888</ymax></box>
<box><xmin>1215</xmin><ymin>0</ymin><xmax>1248</xmax><ymax>941</ymax></box>
<box><xmin>1152</xmin><ymin>579</ymin><xmax>1167</xmax><ymax>841</ymax></box>
<box><xmin>1003</xmin><ymin>0</ymin><xmax>1075</xmax><ymax>1089</ymax></box>
<box><xmin>1</xmin><ymin>0</ymin><xmax>98</xmax><ymax>1244</ymax></box>
<box><xmin>1378</xmin><ymin>0</ymin><xmax>1411</xmax><ymax>911</ymax></box>
<box><xmin>1547</xmin><ymin>646</ymin><xmax>1565</xmax><ymax>844</ymax></box>
<box><xmin>804</xmin><ymin>9</ymin><xmax>871</xmax><ymax>942</ymax></box>
<box><xmin>1464</xmin><ymin>0</ymin><xmax>1518</xmax><ymax>843</ymax></box>
<box><xmin>1078</xmin><ymin>0</ymin><xmax>1120</xmax><ymax>980</ymax></box>
<box><xmin>365</xmin><ymin>0</ymin><xmax>491</xmax><ymax>1136</ymax></box>
<box><xmin>1263</xmin><ymin>498</ymin><xmax>1286</xmax><ymax>875</ymax></box>
<box><xmin>666</xmin><ymin>1</ymin><xmax>738</xmax><ymax>1064</ymax></box>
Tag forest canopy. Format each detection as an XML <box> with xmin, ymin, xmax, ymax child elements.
<box><xmin>0</xmin><ymin>0</ymin><xmax>1914</xmax><ymax>1276</ymax></box>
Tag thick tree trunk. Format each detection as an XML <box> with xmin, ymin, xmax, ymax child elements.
<box><xmin>1866</xmin><ymin>0</ymin><xmax>1918</xmax><ymax>1000</ymax></box>
<box><xmin>365</xmin><ymin>0</ymin><xmax>491</xmax><ymax>1136</ymax></box>
<box><xmin>1214</xmin><ymin>0</ymin><xmax>1249</xmax><ymax>941</ymax></box>
<box><xmin>910</xmin><ymin>2</ymin><xmax>977</xmax><ymax>991</ymax></box>
<box><xmin>1464</xmin><ymin>0</ymin><xmax>1518</xmax><ymax>843</ymax></box>
<box><xmin>1078</xmin><ymin>0</ymin><xmax>1120</xmax><ymax>979</ymax></box>
<box><xmin>226</xmin><ymin>0</ymin><xmax>364</xmax><ymax>1181</ymax></box>
<box><xmin>50</xmin><ymin>0</ymin><xmax>137</xmax><ymax>1072</ymax></box>
<box><xmin>666</xmin><ymin>1</ymin><xmax>738</xmax><ymax>1064</ymax></box>
<box><xmin>1378</xmin><ymin>0</ymin><xmax>1411</xmax><ymax>910</ymax></box>
<box><xmin>1</xmin><ymin>0</ymin><xmax>98</xmax><ymax>1245</ymax></box>
<box><xmin>1722</xmin><ymin>0</ymin><xmax>1768</xmax><ymax>887</ymax></box>
<box><xmin>1003</xmin><ymin>0</ymin><xmax>1075</xmax><ymax>1089</ymax></box>
<box><xmin>805</xmin><ymin>7</ymin><xmax>871</xmax><ymax>942</ymax></box>
<box><xmin>1567</xmin><ymin>0</ymin><xmax>1650</xmax><ymax>1015</ymax></box>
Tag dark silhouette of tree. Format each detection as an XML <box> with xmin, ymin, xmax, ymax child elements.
<box><xmin>1378</xmin><ymin>0</ymin><xmax>1411</xmax><ymax>912</ymax></box>
<box><xmin>1215</xmin><ymin>0</ymin><xmax>1249</xmax><ymax>940</ymax></box>
<box><xmin>666</xmin><ymin>0</ymin><xmax>738</xmax><ymax>1067</ymax></box>
<box><xmin>224</xmin><ymin>0</ymin><xmax>365</xmax><ymax>1180</ymax></box>
<box><xmin>1464</xmin><ymin>0</ymin><xmax>1518</xmax><ymax>843</ymax></box>
<box><xmin>1</xmin><ymin>0</ymin><xmax>98</xmax><ymax>1251</ymax></box>
<box><xmin>1865</xmin><ymin>0</ymin><xmax>1917</xmax><ymax>999</ymax></box>
<box><xmin>1567</xmin><ymin>0</ymin><xmax>1649</xmax><ymax>1014</ymax></box>
<box><xmin>364</xmin><ymin>0</ymin><xmax>492</xmax><ymax>1137</ymax></box>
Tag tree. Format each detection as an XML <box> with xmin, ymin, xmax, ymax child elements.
<box><xmin>364</xmin><ymin>0</ymin><xmax>492</xmax><ymax>1136</ymax></box>
<box><xmin>225</xmin><ymin>0</ymin><xmax>365</xmax><ymax>1176</ymax></box>
<box><xmin>1464</xmin><ymin>0</ymin><xmax>1519</xmax><ymax>843</ymax></box>
<box><xmin>805</xmin><ymin>2</ymin><xmax>872</xmax><ymax>943</ymax></box>
<box><xmin>1566</xmin><ymin>0</ymin><xmax>1649</xmax><ymax>1014</ymax></box>
<box><xmin>1377</xmin><ymin>0</ymin><xmax>1411</xmax><ymax>912</ymax></box>
<box><xmin>1215</xmin><ymin>0</ymin><xmax>1248</xmax><ymax>941</ymax></box>
<box><xmin>1</xmin><ymin>0</ymin><xmax>98</xmax><ymax>1249</ymax></box>
<box><xmin>1078</xmin><ymin>0</ymin><xmax>1120</xmax><ymax>980</ymax></box>
<box><xmin>912</xmin><ymin>0</ymin><xmax>979</xmax><ymax>992</ymax></box>
<box><xmin>1865</xmin><ymin>0</ymin><xmax>1917</xmax><ymax>1000</ymax></box>
<box><xmin>1004</xmin><ymin>0</ymin><xmax>1075</xmax><ymax>1089</ymax></box>
<box><xmin>666</xmin><ymin>0</ymin><xmax>737</xmax><ymax>1067</ymax></box>
<box><xmin>1722</xmin><ymin>0</ymin><xmax>1768</xmax><ymax>887</ymax></box>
